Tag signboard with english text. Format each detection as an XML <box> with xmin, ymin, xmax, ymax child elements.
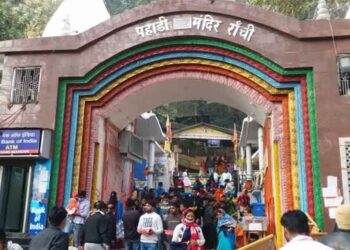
<box><xmin>0</xmin><ymin>129</ymin><xmax>41</xmax><ymax>155</ymax></box>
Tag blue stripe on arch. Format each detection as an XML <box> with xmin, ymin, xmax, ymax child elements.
<box><xmin>295</xmin><ymin>85</ymin><xmax>307</xmax><ymax>212</ymax></box>
<box><xmin>64</xmin><ymin>51</ymin><xmax>306</xmax><ymax>208</ymax></box>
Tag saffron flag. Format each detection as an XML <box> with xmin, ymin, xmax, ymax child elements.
<box><xmin>232</xmin><ymin>123</ymin><xmax>239</xmax><ymax>161</ymax></box>
<box><xmin>166</xmin><ymin>115</ymin><xmax>172</xmax><ymax>143</ymax></box>
<box><xmin>232</xmin><ymin>123</ymin><xmax>238</xmax><ymax>144</ymax></box>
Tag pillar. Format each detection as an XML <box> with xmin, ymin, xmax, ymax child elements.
<box><xmin>258</xmin><ymin>127</ymin><xmax>264</xmax><ymax>170</ymax></box>
<box><xmin>148</xmin><ymin>141</ymin><xmax>156</xmax><ymax>189</ymax></box>
<box><xmin>246</xmin><ymin>144</ymin><xmax>252</xmax><ymax>180</ymax></box>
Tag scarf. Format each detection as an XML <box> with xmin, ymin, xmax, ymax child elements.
<box><xmin>217</xmin><ymin>209</ymin><xmax>236</xmax><ymax>228</ymax></box>
<box><xmin>181</xmin><ymin>209</ymin><xmax>204</xmax><ymax>250</ymax></box>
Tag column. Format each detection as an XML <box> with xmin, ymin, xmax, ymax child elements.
<box><xmin>246</xmin><ymin>144</ymin><xmax>252</xmax><ymax>180</ymax></box>
<box><xmin>148</xmin><ymin>140</ymin><xmax>155</xmax><ymax>189</ymax></box>
<box><xmin>240</xmin><ymin>146</ymin><xmax>245</xmax><ymax>159</ymax></box>
<box><xmin>258</xmin><ymin>127</ymin><xmax>264</xmax><ymax>170</ymax></box>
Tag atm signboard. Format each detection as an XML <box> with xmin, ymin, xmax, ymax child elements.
<box><xmin>0</xmin><ymin>129</ymin><xmax>41</xmax><ymax>155</ymax></box>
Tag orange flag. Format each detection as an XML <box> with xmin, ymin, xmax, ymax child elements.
<box><xmin>232</xmin><ymin>123</ymin><xmax>239</xmax><ymax>161</ymax></box>
<box><xmin>166</xmin><ymin>115</ymin><xmax>172</xmax><ymax>143</ymax></box>
<box><xmin>232</xmin><ymin>123</ymin><xmax>238</xmax><ymax>144</ymax></box>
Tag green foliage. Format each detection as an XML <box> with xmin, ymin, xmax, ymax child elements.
<box><xmin>19</xmin><ymin>0</ymin><xmax>62</xmax><ymax>38</ymax></box>
<box><xmin>0</xmin><ymin>1</ymin><xmax>27</xmax><ymax>40</ymax></box>
<box><xmin>103</xmin><ymin>0</ymin><xmax>349</xmax><ymax>20</ymax></box>
<box><xmin>103</xmin><ymin>0</ymin><xmax>156</xmax><ymax>15</ymax></box>
<box><xmin>0</xmin><ymin>0</ymin><xmax>62</xmax><ymax>40</ymax></box>
<box><xmin>153</xmin><ymin>101</ymin><xmax>246</xmax><ymax>130</ymax></box>
<box><xmin>0</xmin><ymin>0</ymin><xmax>348</xmax><ymax>41</ymax></box>
<box><xmin>247</xmin><ymin>0</ymin><xmax>349</xmax><ymax>19</ymax></box>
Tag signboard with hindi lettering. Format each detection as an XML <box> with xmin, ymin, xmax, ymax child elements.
<box><xmin>135</xmin><ymin>14</ymin><xmax>256</xmax><ymax>42</ymax></box>
<box><xmin>0</xmin><ymin>129</ymin><xmax>41</xmax><ymax>155</ymax></box>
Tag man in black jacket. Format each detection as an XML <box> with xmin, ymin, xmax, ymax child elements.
<box><xmin>122</xmin><ymin>198</ymin><xmax>141</xmax><ymax>250</ymax></box>
<box><xmin>79</xmin><ymin>201</ymin><xmax>110</xmax><ymax>250</ymax></box>
<box><xmin>106</xmin><ymin>203</ymin><xmax>117</xmax><ymax>249</ymax></box>
<box><xmin>29</xmin><ymin>206</ymin><xmax>68</xmax><ymax>250</ymax></box>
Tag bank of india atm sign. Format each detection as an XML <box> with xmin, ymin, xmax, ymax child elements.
<box><xmin>0</xmin><ymin>129</ymin><xmax>41</xmax><ymax>155</ymax></box>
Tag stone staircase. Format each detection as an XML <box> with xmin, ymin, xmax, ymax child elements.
<box><xmin>6</xmin><ymin>233</ymin><xmax>31</xmax><ymax>250</ymax></box>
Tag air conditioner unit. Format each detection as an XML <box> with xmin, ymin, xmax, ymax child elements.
<box><xmin>119</xmin><ymin>131</ymin><xmax>144</xmax><ymax>162</ymax></box>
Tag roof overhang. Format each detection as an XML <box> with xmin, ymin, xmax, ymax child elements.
<box><xmin>173</xmin><ymin>123</ymin><xmax>232</xmax><ymax>141</ymax></box>
<box><xmin>239</xmin><ymin>116</ymin><xmax>261</xmax><ymax>147</ymax></box>
<box><xmin>106</xmin><ymin>78</ymin><xmax>268</xmax><ymax>129</ymax></box>
<box><xmin>135</xmin><ymin>112</ymin><xmax>165</xmax><ymax>142</ymax></box>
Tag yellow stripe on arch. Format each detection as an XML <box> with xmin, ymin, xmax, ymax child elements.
<box><xmin>288</xmin><ymin>92</ymin><xmax>300</xmax><ymax>209</ymax></box>
<box><xmin>71</xmin><ymin>58</ymin><xmax>296</xmax><ymax>200</ymax></box>
<box><xmin>273</xmin><ymin>141</ymin><xmax>283</xmax><ymax>248</ymax></box>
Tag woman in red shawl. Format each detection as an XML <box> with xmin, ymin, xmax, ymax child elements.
<box><xmin>170</xmin><ymin>209</ymin><xmax>205</xmax><ymax>250</ymax></box>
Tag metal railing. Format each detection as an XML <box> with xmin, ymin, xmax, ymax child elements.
<box><xmin>340</xmin><ymin>76</ymin><xmax>350</xmax><ymax>96</ymax></box>
<box><xmin>237</xmin><ymin>234</ymin><xmax>275</xmax><ymax>250</ymax></box>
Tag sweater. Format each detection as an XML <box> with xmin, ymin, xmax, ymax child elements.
<box><xmin>122</xmin><ymin>209</ymin><xmax>141</xmax><ymax>241</ymax></box>
<box><xmin>171</xmin><ymin>223</ymin><xmax>205</xmax><ymax>247</ymax></box>
<box><xmin>29</xmin><ymin>226</ymin><xmax>68</xmax><ymax>250</ymax></box>
<box><xmin>137</xmin><ymin>212</ymin><xmax>163</xmax><ymax>243</ymax></box>
<box><xmin>79</xmin><ymin>211</ymin><xmax>110</xmax><ymax>246</ymax></box>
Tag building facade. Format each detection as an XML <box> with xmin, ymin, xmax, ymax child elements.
<box><xmin>0</xmin><ymin>0</ymin><xmax>349</xmax><ymax>245</ymax></box>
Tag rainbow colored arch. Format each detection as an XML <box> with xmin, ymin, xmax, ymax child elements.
<box><xmin>50</xmin><ymin>38</ymin><xmax>323</xmax><ymax>240</ymax></box>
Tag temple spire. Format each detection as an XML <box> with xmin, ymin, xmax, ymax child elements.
<box><xmin>42</xmin><ymin>0</ymin><xmax>110</xmax><ymax>37</ymax></box>
<box><xmin>346</xmin><ymin>5</ymin><xmax>350</xmax><ymax>19</ymax></box>
<box><xmin>315</xmin><ymin>0</ymin><xmax>331</xmax><ymax>20</ymax></box>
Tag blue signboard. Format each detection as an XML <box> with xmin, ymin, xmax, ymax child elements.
<box><xmin>29</xmin><ymin>159</ymin><xmax>51</xmax><ymax>235</ymax></box>
<box><xmin>29</xmin><ymin>200</ymin><xmax>47</xmax><ymax>234</ymax></box>
<box><xmin>208</xmin><ymin>139</ymin><xmax>220</xmax><ymax>148</ymax></box>
<box><xmin>0</xmin><ymin>129</ymin><xmax>41</xmax><ymax>155</ymax></box>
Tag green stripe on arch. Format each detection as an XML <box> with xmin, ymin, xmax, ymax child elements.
<box><xmin>50</xmin><ymin>37</ymin><xmax>322</xmax><ymax>227</ymax></box>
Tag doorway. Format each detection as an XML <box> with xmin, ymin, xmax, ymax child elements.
<box><xmin>0</xmin><ymin>164</ymin><xmax>31</xmax><ymax>232</ymax></box>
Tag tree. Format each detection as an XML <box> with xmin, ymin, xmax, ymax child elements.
<box><xmin>246</xmin><ymin>0</ymin><xmax>349</xmax><ymax>19</ymax></box>
<box><xmin>103</xmin><ymin>0</ymin><xmax>156</xmax><ymax>15</ymax></box>
<box><xmin>103</xmin><ymin>0</ymin><xmax>349</xmax><ymax>19</ymax></box>
<box><xmin>18</xmin><ymin>0</ymin><xmax>62</xmax><ymax>38</ymax></box>
<box><xmin>0</xmin><ymin>2</ymin><xmax>27</xmax><ymax>40</ymax></box>
<box><xmin>0</xmin><ymin>0</ymin><xmax>62</xmax><ymax>40</ymax></box>
<box><xmin>153</xmin><ymin>101</ymin><xmax>246</xmax><ymax>131</ymax></box>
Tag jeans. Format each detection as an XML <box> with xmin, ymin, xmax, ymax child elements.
<box><xmin>125</xmin><ymin>241</ymin><xmax>140</xmax><ymax>250</ymax></box>
<box><xmin>72</xmin><ymin>223</ymin><xmax>83</xmax><ymax>247</ymax></box>
<box><xmin>63</xmin><ymin>219</ymin><xmax>74</xmax><ymax>234</ymax></box>
<box><xmin>140</xmin><ymin>242</ymin><xmax>157</xmax><ymax>250</ymax></box>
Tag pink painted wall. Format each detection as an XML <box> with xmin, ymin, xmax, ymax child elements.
<box><xmin>102</xmin><ymin>121</ymin><xmax>124</xmax><ymax>202</ymax></box>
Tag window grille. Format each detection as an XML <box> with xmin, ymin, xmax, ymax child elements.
<box><xmin>11</xmin><ymin>67</ymin><xmax>41</xmax><ymax>104</ymax></box>
<box><xmin>337</xmin><ymin>55</ymin><xmax>350</xmax><ymax>96</ymax></box>
<box><xmin>339</xmin><ymin>137</ymin><xmax>350</xmax><ymax>204</ymax></box>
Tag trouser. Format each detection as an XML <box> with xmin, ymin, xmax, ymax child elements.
<box><xmin>125</xmin><ymin>240</ymin><xmax>140</xmax><ymax>250</ymax></box>
<box><xmin>84</xmin><ymin>243</ymin><xmax>107</xmax><ymax>250</ymax></box>
<box><xmin>140</xmin><ymin>242</ymin><xmax>157</xmax><ymax>250</ymax></box>
<box><xmin>72</xmin><ymin>223</ymin><xmax>83</xmax><ymax>247</ymax></box>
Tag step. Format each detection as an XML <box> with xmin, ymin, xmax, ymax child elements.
<box><xmin>6</xmin><ymin>233</ymin><xmax>31</xmax><ymax>250</ymax></box>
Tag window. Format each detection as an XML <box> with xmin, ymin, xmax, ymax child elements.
<box><xmin>339</xmin><ymin>137</ymin><xmax>350</xmax><ymax>204</ymax></box>
<box><xmin>337</xmin><ymin>55</ymin><xmax>350</xmax><ymax>96</ymax></box>
<box><xmin>11</xmin><ymin>67</ymin><xmax>41</xmax><ymax>104</ymax></box>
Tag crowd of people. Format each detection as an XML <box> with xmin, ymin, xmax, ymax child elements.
<box><xmin>1</xmin><ymin>169</ymin><xmax>349</xmax><ymax>250</ymax></box>
<box><xmin>24</xmin><ymin>169</ymin><xmax>350</xmax><ymax>250</ymax></box>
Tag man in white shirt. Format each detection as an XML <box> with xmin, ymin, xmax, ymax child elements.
<box><xmin>280</xmin><ymin>210</ymin><xmax>334</xmax><ymax>250</ymax></box>
<box><xmin>73</xmin><ymin>190</ymin><xmax>91</xmax><ymax>248</ymax></box>
<box><xmin>137</xmin><ymin>200</ymin><xmax>163</xmax><ymax>250</ymax></box>
<box><xmin>220</xmin><ymin>170</ymin><xmax>232</xmax><ymax>187</ymax></box>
